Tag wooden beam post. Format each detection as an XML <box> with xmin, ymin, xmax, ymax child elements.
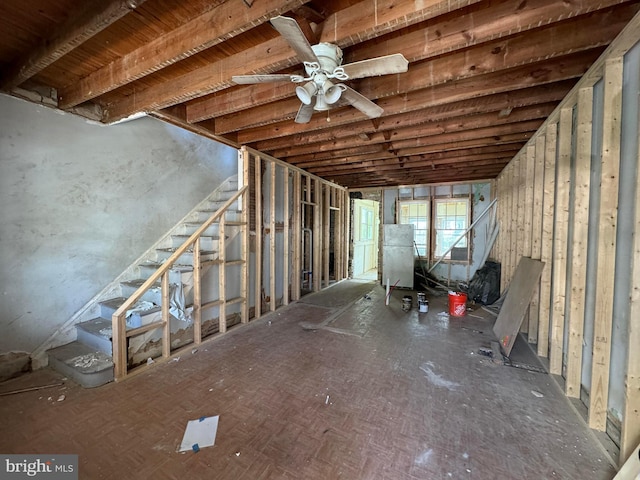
<box><xmin>313</xmin><ymin>178</ymin><xmax>322</xmax><ymax>291</ymax></box>
<box><xmin>162</xmin><ymin>271</ymin><xmax>171</xmax><ymax>357</ymax></box>
<box><xmin>219</xmin><ymin>220</ymin><xmax>227</xmax><ymax>333</ymax></box>
<box><xmin>565</xmin><ymin>87</ymin><xmax>594</xmax><ymax>397</ymax></box>
<box><xmin>549</xmin><ymin>107</ymin><xmax>573</xmax><ymax>375</ymax></box>
<box><xmin>324</xmin><ymin>185</ymin><xmax>331</xmax><ymax>288</ymax></box>
<box><xmin>589</xmin><ymin>57</ymin><xmax>623</xmax><ymax>431</ymax></box>
<box><xmin>254</xmin><ymin>154</ymin><xmax>262</xmax><ymax>319</ymax></box>
<box><xmin>620</xmin><ymin>105</ymin><xmax>640</xmax><ymax>464</ymax></box>
<box><xmin>193</xmin><ymin>237</ymin><xmax>202</xmax><ymax>343</ymax></box>
<box><xmin>283</xmin><ymin>170</ymin><xmax>290</xmax><ymax>306</ymax></box>
<box><xmin>270</xmin><ymin>163</ymin><xmax>276</xmax><ymax>311</ymax></box>
<box><xmin>538</xmin><ymin>123</ymin><xmax>557</xmax><ymax>358</ymax></box>
<box><xmin>241</xmin><ymin>147</ymin><xmax>250</xmax><ymax>323</ymax></box>
<box><xmin>292</xmin><ymin>171</ymin><xmax>302</xmax><ymax>301</ymax></box>
<box><xmin>529</xmin><ymin>135</ymin><xmax>546</xmax><ymax>344</ymax></box>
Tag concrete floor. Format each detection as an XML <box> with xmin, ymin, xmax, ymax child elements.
<box><xmin>0</xmin><ymin>279</ymin><xmax>617</xmax><ymax>479</ymax></box>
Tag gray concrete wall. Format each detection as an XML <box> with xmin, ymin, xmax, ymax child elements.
<box><xmin>0</xmin><ymin>94</ymin><xmax>237</xmax><ymax>353</ymax></box>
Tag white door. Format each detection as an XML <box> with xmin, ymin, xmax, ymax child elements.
<box><xmin>352</xmin><ymin>199</ymin><xmax>379</xmax><ymax>277</ymax></box>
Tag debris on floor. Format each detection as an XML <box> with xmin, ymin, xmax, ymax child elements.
<box><xmin>419</xmin><ymin>362</ymin><xmax>460</xmax><ymax>391</ymax></box>
<box><xmin>178</xmin><ymin>415</ymin><xmax>219</xmax><ymax>453</ymax></box>
<box><xmin>531</xmin><ymin>390</ymin><xmax>544</xmax><ymax>398</ymax></box>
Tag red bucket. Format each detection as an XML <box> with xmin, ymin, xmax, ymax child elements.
<box><xmin>448</xmin><ymin>292</ymin><xmax>467</xmax><ymax>317</ymax></box>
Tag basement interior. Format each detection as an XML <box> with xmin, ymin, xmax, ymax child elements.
<box><xmin>1</xmin><ymin>1</ymin><xmax>639</xmax><ymax>479</ymax></box>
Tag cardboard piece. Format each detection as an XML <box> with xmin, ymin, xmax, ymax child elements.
<box><xmin>492</xmin><ymin>257</ymin><xmax>544</xmax><ymax>356</ymax></box>
<box><xmin>178</xmin><ymin>415</ymin><xmax>219</xmax><ymax>452</ymax></box>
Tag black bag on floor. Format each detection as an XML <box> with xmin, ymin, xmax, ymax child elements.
<box><xmin>467</xmin><ymin>261</ymin><xmax>501</xmax><ymax>305</ymax></box>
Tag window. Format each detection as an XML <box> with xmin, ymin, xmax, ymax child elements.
<box><xmin>434</xmin><ymin>198</ymin><xmax>469</xmax><ymax>259</ymax></box>
<box><xmin>359</xmin><ymin>206</ymin><xmax>374</xmax><ymax>241</ymax></box>
<box><xmin>398</xmin><ymin>201</ymin><xmax>429</xmax><ymax>257</ymax></box>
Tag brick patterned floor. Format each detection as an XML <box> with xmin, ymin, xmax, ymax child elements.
<box><xmin>0</xmin><ymin>280</ymin><xmax>617</xmax><ymax>479</ymax></box>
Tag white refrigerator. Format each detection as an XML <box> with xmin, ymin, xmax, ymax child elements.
<box><xmin>382</xmin><ymin>224</ymin><xmax>414</xmax><ymax>289</ymax></box>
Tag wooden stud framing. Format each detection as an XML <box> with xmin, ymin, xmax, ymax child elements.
<box><xmin>621</xmin><ymin>112</ymin><xmax>640</xmax><ymax>464</ymax></box>
<box><xmin>283</xmin><ymin>170</ymin><xmax>290</xmax><ymax>306</ymax></box>
<box><xmin>549</xmin><ymin>107</ymin><xmax>573</xmax><ymax>375</ymax></box>
<box><xmin>324</xmin><ymin>185</ymin><xmax>331</xmax><ymax>288</ymax></box>
<box><xmin>241</xmin><ymin>148</ymin><xmax>250</xmax><ymax>323</ymax></box>
<box><xmin>509</xmin><ymin>157</ymin><xmax>520</xmax><ymax>284</ymax></box>
<box><xmin>292</xmin><ymin>171</ymin><xmax>302</xmax><ymax>301</ymax></box>
<box><xmin>344</xmin><ymin>190</ymin><xmax>350</xmax><ymax>279</ymax></box>
<box><xmin>313</xmin><ymin>178</ymin><xmax>322</xmax><ymax>291</ymax></box>
<box><xmin>218</xmin><ymin>220</ymin><xmax>227</xmax><ymax>333</ymax></box>
<box><xmin>193</xmin><ymin>237</ymin><xmax>202</xmax><ymax>342</ymax></box>
<box><xmin>254</xmin><ymin>154</ymin><xmax>262</xmax><ymax>319</ymax></box>
<box><xmin>538</xmin><ymin>123</ymin><xmax>557</xmax><ymax>358</ymax></box>
<box><xmin>528</xmin><ymin>135</ymin><xmax>546</xmax><ymax>344</ymax></box>
<box><xmin>589</xmin><ymin>57</ymin><xmax>623</xmax><ymax>431</ymax></box>
<box><xmin>565</xmin><ymin>87</ymin><xmax>594</xmax><ymax>397</ymax></box>
<box><xmin>161</xmin><ymin>271</ymin><xmax>170</xmax><ymax>357</ymax></box>
<box><xmin>269</xmin><ymin>164</ymin><xmax>276</xmax><ymax>311</ymax></box>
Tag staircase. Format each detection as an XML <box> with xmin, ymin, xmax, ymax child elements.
<box><xmin>46</xmin><ymin>175</ymin><xmax>249</xmax><ymax>387</ymax></box>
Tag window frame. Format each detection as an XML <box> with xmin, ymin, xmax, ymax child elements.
<box><xmin>397</xmin><ymin>199</ymin><xmax>430</xmax><ymax>258</ymax></box>
<box><xmin>433</xmin><ymin>196</ymin><xmax>471</xmax><ymax>262</ymax></box>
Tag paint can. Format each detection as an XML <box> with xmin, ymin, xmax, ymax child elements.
<box><xmin>402</xmin><ymin>295</ymin><xmax>412</xmax><ymax>312</ymax></box>
<box><xmin>417</xmin><ymin>292</ymin><xmax>428</xmax><ymax>313</ymax></box>
<box><xmin>418</xmin><ymin>299</ymin><xmax>429</xmax><ymax>313</ymax></box>
<box><xmin>448</xmin><ymin>291</ymin><xmax>467</xmax><ymax>317</ymax></box>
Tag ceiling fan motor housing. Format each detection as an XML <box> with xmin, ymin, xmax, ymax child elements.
<box><xmin>306</xmin><ymin>43</ymin><xmax>344</xmax><ymax>75</ymax></box>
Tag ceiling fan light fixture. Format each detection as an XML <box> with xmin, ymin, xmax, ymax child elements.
<box><xmin>322</xmin><ymin>80</ymin><xmax>342</xmax><ymax>104</ymax></box>
<box><xmin>295</xmin><ymin>81</ymin><xmax>317</xmax><ymax>105</ymax></box>
<box><xmin>314</xmin><ymin>93</ymin><xmax>330</xmax><ymax>111</ymax></box>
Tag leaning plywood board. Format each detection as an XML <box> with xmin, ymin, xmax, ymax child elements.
<box><xmin>614</xmin><ymin>442</ymin><xmax>640</xmax><ymax>479</ymax></box>
<box><xmin>492</xmin><ymin>257</ymin><xmax>545</xmax><ymax>356</ymax></box>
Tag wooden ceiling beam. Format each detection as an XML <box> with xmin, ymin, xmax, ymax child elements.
<box><xmin>277</xmin><ymin>120</ymin><xmax>540</xmax><ymax>164</ymax></box>
<box><xmin>306</xmin><ymin>153</ymin><xmax>520</xmax><ymax>176</ymax></box>
<box><xmin>190</xmin><ymin>2</ymin><xmax>634</xmax><ymax>124</ymax></box>
<box><xmin>296</xmin><ymin>144</ymin><xmax>523</xmax><ymax>169</ymax></box>
<box><xmin>239</xmin><ymin>49</ymin><xmax>600</xmax><ymax>144</ymax></box>
<box><xmin>267</xmin><ymin>105</ymin><xmax>552</xmax><ymax>160</ymax></box>
<box><xmin>0</xmin><ymin>0</ymin><xmax>148</xmax><ymax>90</ymax></box>
<box><xmin>286</xmin><ymin>133</ymin><xmax>530</xmax><ymax>167</ymax></box>
<box><xmin>252</xmin><ymin>82</ymin><xmax>571</xmax><ymax>152</ymax></box>
<box><xmin>103</xmin><ymin>0</ymin><xmax>480</xmax><ymax>123</ymax></box>
<box><xmin>57</xmin><ymin>0</ymin><xmax>307</xmax><ymax>109</ymax></box>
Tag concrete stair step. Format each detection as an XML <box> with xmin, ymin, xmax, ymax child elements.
<box><xmin>47</xmin><ymin>341</ymin><xmax>113</xmax><ymax>388</ymax></box>
<box><xmin>120</xmin><ymin>279</ymin><xmax>162</xmax><ymax>305</ymax></box>
<box><xmin>76</xmin><ymin>317</ymin><xmax>113</xmax><ymax>355</ymax></box>
<box><xmin>155</xmin><ymin>247</ymin><xmax>217</xmax><ymax>264</ymax></box>
<box><xmin>98</xmin><ymin>296</ymin><xmax>162</xmax><ymax>321</ymax></box>
<box><xmin>170</xmin><ymin>234</ymin><xmax>219</xmax><ymax>250</ymax></box>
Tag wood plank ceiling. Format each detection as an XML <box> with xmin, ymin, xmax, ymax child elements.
<box><xmin>1</xmin><ymin>0</ymin><xmax>638</xmax><ymax>189</ymax></box>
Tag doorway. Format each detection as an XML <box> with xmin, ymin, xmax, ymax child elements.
<box><xmin>352</xmin><ymin>199</ymin><xmax>379</xmax><ymax>280</ymax></box>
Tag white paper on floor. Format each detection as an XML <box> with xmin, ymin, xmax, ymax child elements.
<box><xmin>178</xmin><ymin>415</ymin><xmax>219</xmax><ymax>452</ymax></box>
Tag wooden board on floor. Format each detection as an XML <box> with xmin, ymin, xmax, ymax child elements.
<box><xmin>614</xmin><ymin>442</ymin><xmax>640</xmax><ymax>479</ymax></box>
<box><xmin>493</xmin><ymin>257</ymin><xmax>545</xmax><ymax>356</ymax></box>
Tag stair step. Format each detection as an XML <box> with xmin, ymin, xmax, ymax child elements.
<box><xmin>170</xmin><ymin>234</ymin><xmax>219</xmax><ymax>249</ymax></box>
<box><xmin>155</xmin><ymin>247</ymin><xmax>217</xmax><ymax>264</ymax></box>
<box><xmin>138</xmin><ymin>261</ymin><xmax>194</xmax><ymax>278</ymax></box>
<box><xmin>47</xmin><ymin>341</ymin><xmax>113</xmax><ymax>388</ymax></box>
<box><xmin>76</xmin><ymin>318</ymin><xmax>113</xmax><ymax>355</ymax></box>
<box><xmin>99</xmin><ymin>296</ymin><xmax>162</xmax><ymax>320</ymax></box>
<box><xmin>121</xmin><ymin>279</ymin><xmax>162</xmax><ymax>304</ymax></box>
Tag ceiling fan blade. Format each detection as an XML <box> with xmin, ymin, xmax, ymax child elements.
<box><xmin>232</xmin><ymin>74</ymin><xmax>295</xmax><ymax>84</ymax></box>
<box><xmin>340</xmin><ymin>53</ymin><xmax>408</xmax><ymax>80</ymax></box>
<box><xmin>295</xmin><ymin>102</ymin><xmax>314</xmax><ymax>124</ymax></box>
<box><xmin>341</xmin><ymin>85</ymin><xmax>384</xmax><ymax>118</ymax></box>
<box><xmin>270</xmin><ymin>16</ymin><xmax>318</xmax><ymax>64</ymax></box>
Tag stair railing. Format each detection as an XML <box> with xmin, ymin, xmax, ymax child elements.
<box><xmin>111</xmin><ymin>185</ymin><xmax>248</xmax><ymax>380</ymax></box>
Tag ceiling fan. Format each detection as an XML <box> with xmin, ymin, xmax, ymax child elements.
<box><xmin>231</xmin><ymin>16</ymin><xmax>408</xmax><ymax>123</ymax></box>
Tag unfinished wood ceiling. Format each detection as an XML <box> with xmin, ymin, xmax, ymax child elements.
<box><xmin>1</xmin><ymin>0</ymin><xmax>638</xmax><ymax>188</ymax></box>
